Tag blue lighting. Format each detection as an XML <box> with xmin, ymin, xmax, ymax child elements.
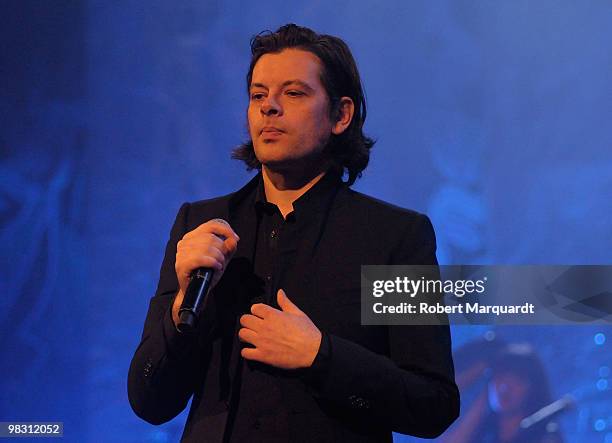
<box><xmin>605</xmin><ymin>433</ymin><xmax>612</xmax><ymax>443</ymax></box>
<box><xmin>596</xmin><ymin>379</ymin><xmax>608</xmax><ymax>391</ymax></box>
<box><xmin>595</xmin><ymin>419</ymin><xmax>606</xmax><ymax>432</ymax></box>
<box><xmin>149</xmin><ymin>430</ymin><xmax>168</xmax><ymax>443</ymax></box>
<box><xmin>594</xmin><ymin>333</ymin><xmax>606</xmax><ymax>346</ymax></box>
<box><xmin>600</xmin><ymin>366</ymin><xmax>611</xmax><ymax>378</ymax></box>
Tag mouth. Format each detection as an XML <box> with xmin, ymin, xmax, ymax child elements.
<box><xmin>260</xmin><ymin>127</ymin><xmax>285</xmax><ymax>136</ymax></box>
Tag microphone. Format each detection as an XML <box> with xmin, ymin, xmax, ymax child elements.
<box><xmin>177</xmin><ymin>218</ymin><xmax>229</xmax><ymax>333</ymax></box>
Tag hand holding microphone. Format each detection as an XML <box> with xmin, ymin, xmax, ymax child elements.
<box><xmin>172</xmin><ymin>218</ymin><xmax>239</xmax><ymax>331</ymax></box>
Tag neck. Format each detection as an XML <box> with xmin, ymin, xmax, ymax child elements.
<box><xmin>261</xmin><ymin>165</ymin><xmax>327</xmax><ymax>218</ymax></box>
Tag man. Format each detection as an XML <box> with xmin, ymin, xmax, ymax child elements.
<box><xmin>128</xmin><ymin>24</ymin><xmax>459</xmax><ymax>442</ymax></box>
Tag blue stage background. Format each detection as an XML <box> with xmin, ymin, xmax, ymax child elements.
<box><xmin>1</xmin><ymin>1</ymin><xmax>610</xmax><ymax>442</ymax></box>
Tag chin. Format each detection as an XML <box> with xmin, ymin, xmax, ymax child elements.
<box><xmin>254</xmin><ymin>149</ymin><xmax>297</xmax><ymax>169</ymax></box>
<box><xmin>254</xmin><ymin>147</ymin><xmax>327</xmax><ymax>175</ymax></box>
<box><xmin>259</xmin><ymin>158</ymin><xmax>300</xmax><ymax>173</ymax></box>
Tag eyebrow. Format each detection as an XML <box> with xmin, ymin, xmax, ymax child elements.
<box><xmin>250</xmin><ymin>79</ymin><xmax>315</xmax><ymax>93</ymax></box>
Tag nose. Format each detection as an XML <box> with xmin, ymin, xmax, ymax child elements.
<box><xmin>261</xmin><ymin>96</ymin><xmax>282</xmax><ymax>116</ymax></box>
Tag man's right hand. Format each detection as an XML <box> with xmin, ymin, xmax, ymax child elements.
<box><xmin>172</xmin><ymin>219</ymin><xmax>240</xmax><ymax>327</ymax></box>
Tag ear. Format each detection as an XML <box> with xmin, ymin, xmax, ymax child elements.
<box><xmin>331</xmin><ymin>97</ymin><xmax>355</xmax><ymax>136</ymax></box>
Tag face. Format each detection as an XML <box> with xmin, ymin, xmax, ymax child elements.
<box><xmin>489</xmin><ymin>372</ymin><xmax>530</xmax><ymax>414</ymax></box>
<box><xmin>248</xmin><ymin>48</ymin><xmax>337</xmax><ymax>173</ymax></box>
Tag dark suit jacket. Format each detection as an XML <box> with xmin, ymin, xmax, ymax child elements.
<box><xmin>128</xmin><ymin>174</ymin><xmax>459</xmax><ymax>442</ymax></box>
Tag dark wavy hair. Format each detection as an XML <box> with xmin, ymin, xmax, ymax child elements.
<box><xmin>231</xmin><ymin>24</ymin><xmax>375</xmax><ymax>186</ymax></box>
<box><xmin>492</xmin><ymin>344</ymin><xmax>553</xmax><ymax>415</ymax></box>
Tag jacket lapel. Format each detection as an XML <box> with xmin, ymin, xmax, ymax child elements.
<box><xmin>216</xmin><ymin>173</ymin><xmax>261</xmax><ymax>407</ymax></box>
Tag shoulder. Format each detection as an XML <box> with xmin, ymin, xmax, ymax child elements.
<box><xmin>175</xmin><ymin>193</ymin><xmax>230</xmax><ymax>230</ymax></box>
<box><xmin>188</xmin><ymin>192</ymin><xmax>233</xmax><ymax>213</ymax></box>
<box><xmin>343</xmin><ymin>188</ymin><xmax>423</xmax><ymax>219</ymax></box>
<box><xmin>338</xmin><ymin>187</ymin><xmax>431</xmax><ymax>233</ymax></box>
<box><xmin>334</xmin><ymin>186</ymin><xmax>437</xmax><ymax>263</ymax></box>
<box><xmin>180</xmin><ymin>174</ymin><xmax>260</xmax><ymax>225</ymax></box>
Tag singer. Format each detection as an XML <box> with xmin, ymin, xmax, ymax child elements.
<box><xmin>128</xmin><ymin>24</ymin><xmax>459</xmax><ymax>442</ymax></box>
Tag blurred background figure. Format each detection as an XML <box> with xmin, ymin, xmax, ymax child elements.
<box><xmin>441</xmin><ymin>339</ymin><xmax>565</xmax><ymax>443</ymax></box>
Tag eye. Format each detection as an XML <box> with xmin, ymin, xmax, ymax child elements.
<box><xmin>286</xmin><ymin>90</ymin><xmax>305</xmax><ymax>97</ymax></box>
<box><xmin>250</xmin><ymin>92</ymin><xmax>265</xmax><ymax>101</ymax></box>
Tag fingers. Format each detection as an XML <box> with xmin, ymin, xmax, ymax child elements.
<box><xmin>238</xmin><ymin>326</ymin><xmax>257</xmax><ymax>344</ymax></box>
<box><xmin>179</xmin><ymin>254</ymin><xmax>224</xmax><ymax>274</ymax></box>
<box><xmin>240</xmin><ymin>313</ymin><xmax>263</xmax><ymax>330</ymax></box>
<box><xmin>188</xmin><ymin>219</ymin><xmax>240</xmax><ymax>243</ymax></box>
<box><xmin>171</xmin><ymin>288</ymin><xmax>185</xmax><ymax>326</ymax></box>
<box><xmin>209</xmin><ymin>218</ymin><xmax>240</xmax><ymax>240</ymax></box>
<box><xmin>240</xmin><ymin>347</ymin><xmax>260</xmax><ymax>361</ymax></box>
<box><xmin>178</xmin><ymin>237</ymin><xmax>225</xmax><ymax>259</ymax></box>
<box><xmin>205</xmin><ymin>219</ymin><xmax>240</xmax><ymax>259</ymax></box>
<box><xmin>250</xmin><ymin>303</ymin><xmax>275</xmax><ymax>319</ymax></box>
<box><xmin>181</xmin><ymin>232</ymin><xmax>231</xmax><ymax>256</ymax></box>
<box><xmin>223</xmin><ymin>235</ymin><xmax>239</xmax><ymax>256</ymax></box>
<box><xmin>175</xmin><ymin>220</ymin><xmax>240</xmax><ymax>292</ymax></box>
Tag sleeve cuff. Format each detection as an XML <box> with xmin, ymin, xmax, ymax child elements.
<box><xmin>162</xmin><ymin>304</ymin><xmax>197</xmax><ymax>359</ymax></box>
<box><xmin>299</xmin><ymin>331</ymin><xmax>331</xmax><ymax>390</ymax></box>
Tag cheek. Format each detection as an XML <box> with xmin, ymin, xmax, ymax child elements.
<box><xmin>303</xmin><ymin>108</ymin><xmax>333</xmax><ymax>139</ymax></box>
<box><xmin>247</xmin><ymin>108</ymin><xmax>258</xmax><ymax>136</ymax></box>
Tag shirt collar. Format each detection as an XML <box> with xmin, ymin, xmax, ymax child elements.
<box><xmin>254</xmin><ymin>170</ymin><xmax>343</xmax><ymax>219</ymax></box>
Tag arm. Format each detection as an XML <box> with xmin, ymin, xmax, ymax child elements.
<box><xmin>127</xmin><ymin>203</ymin><xmax>204</xmax><ymax>425</ymax></box>
<box><xmin>303</xmin><ymin>214</ymin><xmax>460</xmax><ymax>438</ymax></box>
<box><xmin>438</xmin><ymin>388</ymin><xmax>488</xmax><ymax>443</ymax></box>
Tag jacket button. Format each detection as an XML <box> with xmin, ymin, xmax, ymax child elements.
<box><xmin>348</xmin><ymin>395</ymin><xmax>370</xmax><ymax>409</ymax></box>
<box><xmin>143</xmin><ymin>359</ymin><xmax>153</xmax><ymax>378</ymax></box>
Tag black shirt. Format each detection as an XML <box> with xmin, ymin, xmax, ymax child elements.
<box><xmin>224</xmin><ymin>171</ymin><xmax>338</xmax><ymax>442</ymax></box>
